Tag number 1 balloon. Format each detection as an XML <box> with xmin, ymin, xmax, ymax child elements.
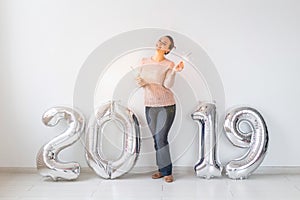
<box><xmin>224</xmin><ymin>107</ymin><xmax>269</xmax><ymax>179</ymax></box>
<box><xmin>191</xmin><ymin>102</ymin><xmax>222</xmax><ymax>179</ymax></box>
<box><xmin>36</xmin><ymin>107</ymin><xmax>85</xmax><ymax>181</ymax></box>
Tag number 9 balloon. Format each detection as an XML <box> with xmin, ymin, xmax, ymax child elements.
<box><xmin>36</xmin><ymin>107</ymin><xmax>85</xmax><ymax>181</ymax></box>
<box><xmin>224</xmin><ymin>107</ymin><xmax>269</xmax><ymax>179</ymax></box>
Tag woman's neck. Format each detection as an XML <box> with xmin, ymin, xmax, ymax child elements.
<box><xmin>152</xmin><ymin>51</ymin><xmax>166</xmax><ymax>62</ymax></box>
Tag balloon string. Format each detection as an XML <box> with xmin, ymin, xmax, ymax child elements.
<box><xmin>130</xmin><ymin>65</ymin><xmax>140</xmax><ymax>77</ymax></box>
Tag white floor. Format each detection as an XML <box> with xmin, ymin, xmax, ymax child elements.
<box><xmin>1</xmin><ymin>168</ymin><xmax>300</xmax><ymax>200</ymax></box>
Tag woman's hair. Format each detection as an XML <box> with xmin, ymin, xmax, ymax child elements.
<box><xmin>164</xmin><ymin>35</ymin><xmax>175</xmax><ymax>55</ymax></box>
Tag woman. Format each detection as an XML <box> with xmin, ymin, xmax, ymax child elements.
<box><xmin>136</xmin><ymin>35</ymin><xmax>184</xmax><ymax>183</ymax></box>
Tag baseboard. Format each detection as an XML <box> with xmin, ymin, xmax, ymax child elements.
<box><xmin>0</xmin><ymin>167</ymin><xmax>38</xmax><ymax>173</ymax></box>
<box><xmin>255</xmin><ymin>166</ymin><xmax>300</xmax><ymax>174</ymax></box>
<box><xmin>1</xmin><ymin>166</ymin><xmax>300</xmax><ymax>174</ymax></box>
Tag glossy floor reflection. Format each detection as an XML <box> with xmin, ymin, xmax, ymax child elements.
<box><xmin>1</xmin><ymin>168</ymin><xmax>300</xmax><ymax>200</ymax></box>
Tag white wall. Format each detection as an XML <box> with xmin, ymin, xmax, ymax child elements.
<box><xmin>1</xmin><ymin>0</ymin><xmax>300</xmax><ymax>168</ymax></box>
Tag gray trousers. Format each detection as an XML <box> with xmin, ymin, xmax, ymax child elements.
<box><xmin>145</xmin><ymin>105</ymin><xmax>176</xmax><ymax>176</ymax></box>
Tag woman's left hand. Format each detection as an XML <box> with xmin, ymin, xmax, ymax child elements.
<box><xmin>175</xmin><ymin>61</ymin><xmax>184</xmax><ymax>72</ymax></box>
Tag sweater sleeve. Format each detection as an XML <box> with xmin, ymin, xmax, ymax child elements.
<box><xmin>163</xmin><ymin>68</ymin><xmax>176</xmax><ymax>88</ymax></box>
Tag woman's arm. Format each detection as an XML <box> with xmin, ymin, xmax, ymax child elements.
<box><xmin>163</xmin><ymin>61</ymin><xmax>184</xmax><ymax>88</ymax></box>
<box><xmin>135</xmin><ymin>58</ymin><xmax>148</xmax><ymax>87</ymax></box>
<box><xmin>163</xmin><ymin>69</ymin><xmax>176</xmax><ymax>88</ymax></box>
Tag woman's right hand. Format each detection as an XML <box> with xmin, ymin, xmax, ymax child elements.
<box><xmin>174</xmin><ymin>61</ymin><xmax>184</xmax><ymax>72</ymax></box>
<box><xmin>136</xmin><ymin>76</ymin><xmax>147</xmax><ymax>87</ymax></box>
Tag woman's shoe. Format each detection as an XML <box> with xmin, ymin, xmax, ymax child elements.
<box><xmin>151</xmin><ymin>172</ymin><xmax>163</xmax><ymax>179</ymax></box>
<box><xmin>164</xmin><ymin>175</ymin><xmax>174</xmax><ymax>183</ymax></box>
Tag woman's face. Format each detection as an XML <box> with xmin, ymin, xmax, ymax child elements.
<box><xmin>156</xmin><ymin>36</ymin><xmax>172</xmax><ymax>54</ymax></box>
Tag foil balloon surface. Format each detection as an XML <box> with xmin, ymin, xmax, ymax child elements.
<box><xmin>191</xmin><ymin>102</ymin><xmax>222</xmax><ymax>179</ymax></box>
<box><xmin>85</xmin><ymin>101</ymin><xmax>141</xmax><ymax>179</ymax></box>
<box><xmin>36</xmin><ymin>106</ymin><xmax>85</xmax><ymax>181</ymax></box>
<box><xmin>224</xmin><ymin>107</ymin><xmax>269</xmax><ymax>179</ymax></box>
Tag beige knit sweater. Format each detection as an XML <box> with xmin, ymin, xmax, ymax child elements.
<box><xmin>138</xmin><ymin>57</ymin><xmax>176</xmax><ymax>107</ymax></box>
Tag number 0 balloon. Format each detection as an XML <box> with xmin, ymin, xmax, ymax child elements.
<box><xmin>85</xmin><ymin>101</ymin><xmax>141</xmax><ymax>179</ymax></box>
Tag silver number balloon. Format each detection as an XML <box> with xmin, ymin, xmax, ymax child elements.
<box><xmin>36</xmin><ymin>107</ymin><xmax>85</xmax><ymax>181</ymax></box>
<box><xmin>191</xmin><ymin>102</ymin><xmax>222</xmax><ymax>179</ymax></box>
<box><xmin>85</xmin><ymin>101</ymin><xmax>141</xmax><ymax>179</ymax></box>
<box><xmin>224</xmin><ymin>107</ymin><xmax>268</xmax><ymax>179</ymax></box>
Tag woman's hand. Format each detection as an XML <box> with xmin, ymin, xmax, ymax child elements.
<box><xmin>136</xmin><ymin>76</ymin><xmax>147</xmax><ymax>87</ymax></box>
<box><xmin>174</xmin><ymin>61</ymin><xmax>184</xmax><ymax>72</ymax></box>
